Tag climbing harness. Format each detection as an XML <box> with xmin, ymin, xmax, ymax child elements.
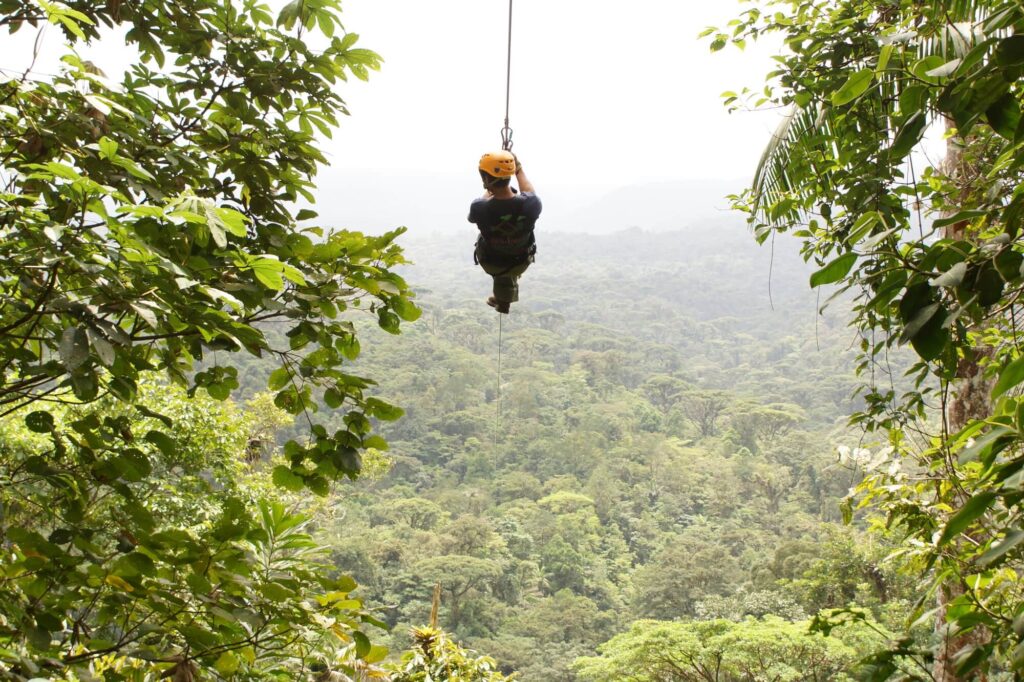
<box><xmin>497</xmin><ymin>0</ymin><xmax>512</xmax><ymax>150</ymax></box>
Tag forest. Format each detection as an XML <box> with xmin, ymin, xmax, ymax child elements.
<box><xmin>316</xmin><ymin>228</ymin><xmax>910</xmax><ymax>680</ymax></box>
<box><xmin>3</xmin><ymin>0</ymin><xmax>1024</xmax><ymax>680</ymax></box>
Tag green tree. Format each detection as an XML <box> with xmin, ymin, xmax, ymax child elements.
<box><xmin>408</xmin><ymin>556</ymin><xmax>504</xmax><ymax>632</ymax></box>
<box><xmin>0</xmin><ymin>0</ymin><xmax>418</xmax><ymax>674</ymax></box>
<box><xmin>631</xmin><ymin>540</ymin><xmax>741</xmax><ymax>619</ymax></box>
<box><xmin>507</xmin><ymin>589</ymin><xmax>615</xmax><ymax>646</ymax></box>
<box><xmin>0</xmin><ymin>384</ymin><xmax>384</xmax><ymax>679</ymax></box>
<box><xmin>575</xmin><ymin>616</ymin><xmax>882</xmax><ymax>682</ymax></box>
<box><xmin>1</xmin><ymin>0</ymin><xmax>416</xmax><ymax>490</ymax></box>
<box><xmin>679</xmin><ymin>390</ymin><xmax>728</xmax><ymax>437</ymax></box>
<box><xmin>713</xmin><ymin>0</ymin><xmax>1024</xmax><ymax>676</ymax></box>
<box><xmin>389</xmin><ymin>626</ymin><xmax>513</xmax><ymax>682</ymax></box>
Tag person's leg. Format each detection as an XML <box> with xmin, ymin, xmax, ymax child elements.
<box><xmin>491</xmin><ymin>261</ymin><xmax>530</xmax><ymax>304</ymax></box>
<box><xmin>479</xmin><ymin>260</ymin><xmax>530</xmax><ymax>311</ymax></box>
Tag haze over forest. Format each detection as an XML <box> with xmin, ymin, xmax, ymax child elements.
<box><xmin>313</xmin><ymin>170</ymin><xmax>747</xmax><ymax>236</ymax></box>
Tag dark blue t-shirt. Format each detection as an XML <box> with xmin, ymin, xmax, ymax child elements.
<box><xmin>468</xmin><ymin>192</ymin><xmax>542</xmax><ymax>260</ymax></box>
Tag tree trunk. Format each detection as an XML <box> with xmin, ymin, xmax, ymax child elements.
<box><xmin>934</xmin><ymin>350</ymin><xmax>992</xmax><ymax>681</ymax></box>
<box><xmin>933</xmin><ymin>129</ymin><xmax>991</xmax><ymax>682</ymax></box>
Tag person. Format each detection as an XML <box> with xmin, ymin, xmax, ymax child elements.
<box><xmin>468</xmin><ymin>150</ymin><xmax>542</xmax><ymax>314</ymax></box>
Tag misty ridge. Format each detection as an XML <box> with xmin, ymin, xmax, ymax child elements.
<box><xmin>315</xmin><ymin>169</ymin><xmax>749</xmax><ymax>233</ymax></box>
<box><xmin>312</xmin><ymin>169</ymin><xmax>827</xmax><ymax>324</ymax></box>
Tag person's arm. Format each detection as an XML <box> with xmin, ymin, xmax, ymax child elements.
<box><xmin>468</xmin><ymin>197</ymin><xmax>486</xmax><ymax>223</ymax></box>
<box><xmin>511</xmin><ymin>153</ymin><xmax>535</xmax><ymax>194</ymax></box>
<box><xmin>515</xmin><ymin>166</ymin><xmax>535</xmax><ymax>194</ymax></box>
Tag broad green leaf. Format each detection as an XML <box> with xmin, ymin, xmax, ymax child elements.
<box><xmin>365</xmin><ymin>398</ymin><xmax>404</xmax><ymax>421</ymax></box>
<box><xmin>810</xmin><ymin>253</ymin><xmax>857</xmax><ymax>288</ymax></box>
<box><xmin>215</xmin><ymin>651</ymin><xmax>240</xmax><ymax>676</ymax></box>
<box><xmin>993</xmin><ymin>356</ymin><xmax>1024</xmax><ymax>399</ymax></box>
<box><xmin>86</xmin><ymin>329</ymin><xmax>115</xmax><ymax>366</ymax></box>
<box><xmin>25</xmin><ymin>411</ymin><xmax>55</xmax><ymax>433</ymax></box>
<box><xmin>98</xmin><ymin>136</ymin><xmax>118</xmax><ymax>159</ymax></box>
<box><xmin>268</xmin><ymin>367</ymin><xmax>292</xmax><ymax>391</ymax></box>
<box><xmin>933</xmin><ymin>210</ymin><xmax>988</xmax><ymax>228</ymax></box>
<box><xmin>876</xmin><ymin>44</ymin><xmax>893</xmax><ymax>73</ymax></box>
<box><xmin>900</xmin><ymin>302</ymin><xmax>941</xmax><ymax>341</ymax></box>
<box><xmin>831</xmin><ymin>69</ymin><xmax>874</xmax><ymax>106</ymax></box>
<box><xmin>986</xmin><ymin>93</ymin><xmax>1021</xmax><ymax>140</ymax></box>
<box><xmin>996</xmin><ymin>35</ymin><xmax>1024</xmax><ymax>66</ymax></box>
<box><xmin>925</xmin><ymin>58</ymin><xmax>961</xmax><ymax>78</ymax></box>
<box><xmin>59</xmin><ymin>327</ymin><xmax>89</xmax><ymax>370</ymax></box>
<box><xmin>56</xmin><ymin>14</ymin><xmax>87</xmax><ymax>40</ymax></box>
<box><xmin>260</xmin><ymin>582</ymin><xmax>292</xmax><ymax>602</ymax></box>
<box><xmin>978</xmin><ymin>530</ymin><xmax>1024</xmax><ymax>567</ymax></box>
<box><xmin>847</xmin><ymin>212</ymin><xmax>880</xmax><ymax>244</ymax></box>
<box><xmin>105</xmin><ymin>574</ymin><xmax>135</xmax><ymax>592</ymax></box>
<box><xmin>353</xmin><ymin>631</ymin><xmax>372</xmax><ymax>658</ymax></box>
<box><xmin>377</xmin><ymin>309</ymin><xmax>401</xmax><ymax>334</ymax></box>
<box><xmin>911</xmin><ymin>55</ymin><xmax>946</xmax><ymax>83</ymax></box>
<box><xmin>930</xmin><ymin>262</ymin><xmax>968</xmax><ymax>289</ymax></box>
<box><xmin>272</xmin><ymin>465</ymin><xmax>305</xmax><ymax>492</ymax></box>
<box><xmin>392</xmin><ymin>297</ymin><xmax>421</xmax><ymax>322</ymax></box>
<box><xmin>216</xmin><ymin>208</ymin><xmax>248</xmax><ymax>237</ymax></box>
<box><xmin>249</xmin><ymin>257</ymin><xmax>285</xmax><ymax>291</ymax></box>
<box><xmin>958</xmin><ymin>425</ymin><xmax>1013</xmax><ymax>465</ymax></box>
<box><xmin>323</xmin><ymin>387</ymin><xmax>344</xmax><ymax>408</ymax></box>
<box><xmin>890</xmin><ymin>111</ymin><xmax>927</xmax><ymax>160</ymax></box>
<box><xmin>145</xmin><ymin>430</ymin><xmax>177</xmax><ymax>458</ymax></box>
<box><xmin>938</xmin><ymin>492</ymin><xmax>998</xmax><ymax>546</ymax></box>
<box><xmin>908</xmin><ymin>317</ymin><xmax>948</xmax><ymax>361</ymax></box>
<box><xmin>112</xmin><ymin>450</ymin><xmax>153</xmax><ymax>482</ymax></box>
<box><xmin>307</xmin><ymin>475</ymin><xmax>330</xmax><ymax>496</ymax></box>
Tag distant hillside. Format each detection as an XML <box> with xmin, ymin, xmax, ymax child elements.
<box><xmin>312</xmin><ymin>170</ymin><xmax>747</xmax><ymax>235</ymax></box>
<box><xmin>557</xmin><ymin>179</ymin><xmax>746</xmax><ymax>233</ymax></box>
<box><xmin>401</xmin><ymin>219</ymin><xmax>817</xmax><ymax>328</ymax></box>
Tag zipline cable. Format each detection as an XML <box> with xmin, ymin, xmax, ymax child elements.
<box><xmin>500</xmin><ymin>0</ymin><xmax>514</xmax><ymax>151</ymax></box>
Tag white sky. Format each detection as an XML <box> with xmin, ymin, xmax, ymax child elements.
<box><xmin>3</xmin><ymin>1</ymin><xmax>788</xmax><ymax>229</ymax></box>
<box><xmin>330</xmin><ymin>0</ymin><xmax>782</xmax><ymax>186</ymax></box>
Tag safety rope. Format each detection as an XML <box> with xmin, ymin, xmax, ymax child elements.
<box><xmin>493</xmin><ymin>0</ymin><xmax>513</xmax><ymax>453</ymax></box>
<box><xmin>500</xmin><ymin>0</ymin><xmax>514</xmax><ymax>151</ymax></box>
<box><xmin>493</xmin><ymin>313</ymin><xmax>503</xmax><ymax>452</ymax></box>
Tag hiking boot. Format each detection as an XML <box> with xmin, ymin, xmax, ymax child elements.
<box><xmin>486</xmin><ymin>297</ymin><xmax>510</xmax><ymax>314</ymax></box>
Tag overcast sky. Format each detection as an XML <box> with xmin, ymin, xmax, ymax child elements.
<box><xmin>330</xmin><ymin>0</ymin><xmax>781</xmax><ymax>186</ymax></box>
<box><xmin>5</xmin><ymin>1</ymin><xmax>787</xmax><ymax>231</ymax></box>
<box><xmin>316</xmin><ymin>0</ymin><xmax>787</xmax><ymax>231</ymax></box>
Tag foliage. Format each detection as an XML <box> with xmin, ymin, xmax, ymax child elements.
<box><xmin>0</xmin><ymin>0</ymin><xmax>417</xmax><ymax>492</ymax></box>
<box><xmin>388</xmin><ymin>627</ymin><xmax>513</xmax><ymax>682</ymax></box>
<box><xmin>310</xmin><ymin>231</ymin><xmax>911</xmax><ymax>680</ymax></box>
<box><xmin>0</xmin><ymin>0</ymin><xmax>421</xmax><ymax>674</ymax></box>
<box><xmin>0</xmin><ymin>383</ymin><xmax>385</xmax><ymax>680</ymax></box>
<box><xmin>695</xmin><ymin>589</ymin><xmax>808</xmax><ymax>622</ymax></box>
<box><xmin>573</xmin><ymin>616</ymin><xmax>884</xmax><ymax>681</ymax></box>
<box><xmin>710</xmin><ymin>0</ymin><xmax>1024</xmax><ymax>675</ymax></box>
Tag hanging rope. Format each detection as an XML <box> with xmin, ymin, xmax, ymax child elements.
<box><xmin>493</xmin><ymin>1</ymin><xmax>513</xmax><ymax>451</ymax></box>
<box><xmin>493</xmin><ymin>313</ymin><xmax>503</xmax><ymax>452</ymax></box>
<box><xmin>500</xmin><ymin>0</ymin><xmax>514</xmax><ymax>151</ymax></box>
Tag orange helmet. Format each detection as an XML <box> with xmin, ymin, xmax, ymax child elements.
<box><xmin>479</xmin><ymin>151</ymin><xmax>516</xmax><ymax>178</ymax></box>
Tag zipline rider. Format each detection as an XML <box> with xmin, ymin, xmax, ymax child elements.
<box><xmin>469</xmin><ymin>150</ymin><xmax>542</xmax><ymax>314</ymax></box>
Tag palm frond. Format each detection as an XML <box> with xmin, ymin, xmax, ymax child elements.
<box><xmin>751</xmin><ymin>104</ymin><xmax>834</xmax><ymax>225</ymax></box>
<box><xmin>750</xmin><ymin>0</ymin><xmax>1021</xmax><ymax>228</ymax></box>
